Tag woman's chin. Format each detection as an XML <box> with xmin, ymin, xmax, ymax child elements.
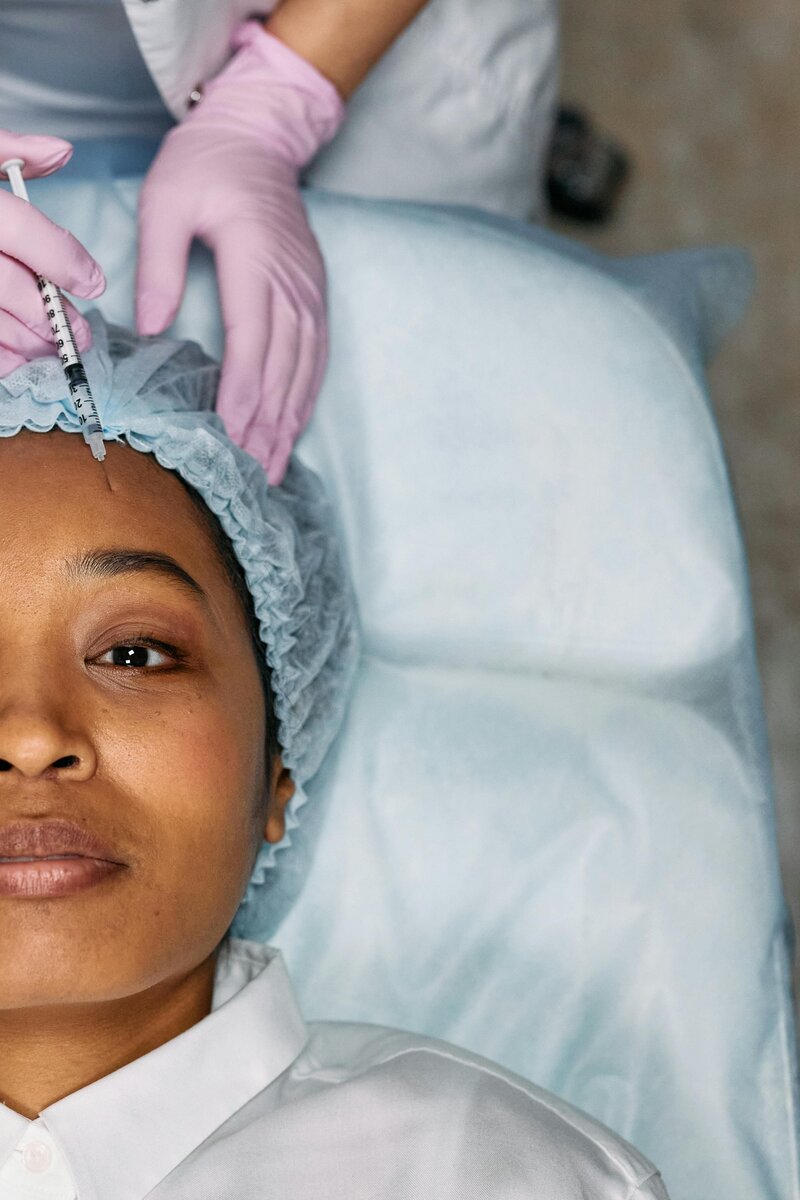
<box><xmin>0</xmin><ymin>913</ymin><xmax>154</xmax><ymax>1009</ymax></box>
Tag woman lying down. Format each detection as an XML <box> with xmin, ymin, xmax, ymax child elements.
<box><xmin>0</xmin><ymin>314</ymin><xmax>670</xmax><ymax>1200</ymax></box>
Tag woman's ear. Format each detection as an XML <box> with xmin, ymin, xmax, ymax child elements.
<box><xmin>263</xmin><ymin>756</ymin><xmax>296</xmax><ymax>844</ymax></box>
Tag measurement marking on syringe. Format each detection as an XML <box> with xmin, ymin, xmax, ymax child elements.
<box><xmin>37</xmin><ymin>279</ymin><xmax>104</xmax><ymax>438</ymax></box>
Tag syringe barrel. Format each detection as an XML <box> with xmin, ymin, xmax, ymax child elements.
<box><xmin>37</xmin><ymin>277</ymin><xmax>81</xmax><ymax>369</ymax></box>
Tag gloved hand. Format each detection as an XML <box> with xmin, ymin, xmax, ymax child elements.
<box><xmin>136</xmin><ymin>22</ymin><xmax>345</xmax><ymax>485</ymax></box>
<box><xmin>0</xmin><ymin>131</ymin><xmax>106</xmax><ymax>377</ymax></box>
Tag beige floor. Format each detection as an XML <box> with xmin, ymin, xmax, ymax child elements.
<box><xmin>556</xmin><ymin>0</ymin><xmax>800</xmax><ymax>1007</ymax></box>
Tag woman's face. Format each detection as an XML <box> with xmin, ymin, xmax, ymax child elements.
<box><xmin>0</xmin><ymin>429</ymin><xmax>289</xmax><ymax>1009</ymax></box>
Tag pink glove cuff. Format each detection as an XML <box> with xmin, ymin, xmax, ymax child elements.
<box><xmin>190</xmin><ymin>20</ymin><xmax>346</xmax><ymax>169</ymax></box>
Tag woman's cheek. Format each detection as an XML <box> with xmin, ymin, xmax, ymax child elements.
<box><xmin>97</xmin><ymin>694</ymin><xmax>214</xmax><ymax>785</ymax></box>
<box><xmin>177</xmin><ymin>687</ymin><xmax>265</xmax><ymax>801</ymax></box>
<box><xmin>161</xmin><ymin>699</ymin><xmax>264</xmax><ymax>923</ymax></box>
<box><xmin>92</xmin><ymin>669</ymin><xmax>265</xmax><ymax>896</ymax></box>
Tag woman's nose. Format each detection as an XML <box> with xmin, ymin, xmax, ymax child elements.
<box><xmin>0</xmin><ymin>707</ymin><xmax>97</xmax><ymax>780</ymax></box>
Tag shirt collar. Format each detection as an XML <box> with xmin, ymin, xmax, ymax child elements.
<box><xmin>0</xmin><ymin>938</ymin><xmax>308</xmax><ymax>1200</ymax></box>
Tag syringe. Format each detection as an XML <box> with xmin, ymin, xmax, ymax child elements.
<box><xmin>0</xmin><ymin>157</ymin><xmax>106</xmax><ymax>462</ymax></box>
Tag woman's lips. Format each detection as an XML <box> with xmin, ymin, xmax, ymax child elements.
<box><xmin>0</xmin><ymin>855</ymin><xmax>124</xmax><ymax>898</ymax></box>
<box><xmin>0</xmin><ymin>818</ymin><xmax>125</xmax><ymax>865</ymax></box>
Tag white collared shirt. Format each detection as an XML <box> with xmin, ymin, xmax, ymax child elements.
<box><xmin>0</xmin><ymin>938</ymin><xmax>670</xmax><ymax>1200</ymax></box>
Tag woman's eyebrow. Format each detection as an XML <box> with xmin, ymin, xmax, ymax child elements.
<box><xmin>65</xmin><ymin>549</ymin><xmax>209</xmax><ymax>607</ymax></box>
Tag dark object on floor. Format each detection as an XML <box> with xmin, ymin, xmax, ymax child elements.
<box><xmin>546</xmin><ymin>106</ymin><xmax>631</xmax><ymax>223</ymax></box>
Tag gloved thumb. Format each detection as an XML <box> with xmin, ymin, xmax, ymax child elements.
<box><xmin>136</xmin><ymin>192</ymin><xmax>193</xmax><ymax>336</ymax></box>
<box><xmin>0</xmin><ymin>131</ymin><xmax>73</xmax><ymax>179</ymax></box>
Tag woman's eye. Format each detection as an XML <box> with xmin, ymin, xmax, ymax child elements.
<box><xmin>96</xmin><ymin>643</ymin><xmax>174</xmax><ymax>670</ymax></box>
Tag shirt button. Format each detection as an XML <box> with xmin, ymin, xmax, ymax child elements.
<box><xmin>23</xmin><ymin>1140</ymin><xmax>52</xmax><ymax>1173</ymax></box>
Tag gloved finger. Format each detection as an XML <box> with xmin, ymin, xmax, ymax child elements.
<box><xmin>0</xmin><ymin>347</ymin><xmax>26</xmax><ymax>378</ymax></box>
<box><xmin>243</xmin><ymin>290</ymin><xmax>302</xmax><ymax>475</ymax></box>
<box><xmin>258</xmin><ymin>282</ymin><xmax>302</xmax><ymax>428</ymax></box>
<box><xmin>253</xmin><ymin>301</ymin><xmax>320</xmax><ymax>485</ymax></box>
<box><xmin>225</xmin><ymin>283</ymin><xmax>299</xmax><ymax>469</ymax></box>
<box><xmin>0</xmin><ymin>131</ymin><xmax>73</xmax><ymax>179</ymax></box>
<box><xmin>63</xmin><ymin>297</ymin><xmax>93</xmax><ymax>352</ymax></box>
<box><xmin>213</xmin><ymin>243</ymin><xmax>273</xmax><ymax>443</ymax></box>
<box><xmin>0</xmin><ymin>253</ymin><xmax>92</xmax><ymax>349</ymax></box>
<box><xmin>135</xmin><ymin>185</ymin><xmax>194</xmax><ymax>335</ymax></box>
<box><xmin>287</xmin><ymin>295</ymin><xmax>327</xmax><ymax>441</ymax></box>
<box><xmin>265</xmin><ymin>322</ymin><xmax>328</xmax><ymax>489</ymax></box>
<box><xmin>302</xmin><ymin>313</ymin><xmax>330</xmax><ymax>433</ymax></box>
<box><xmin>0</xmin><ymin>191</ymin><xmax>105</xmax><ymax>299</ymax></box>
<box><xmin>262</xmin><ymin>434</ymin><xmax>291</xmax><ymax>487</ymax></box>
<box><xmin>0</xmin><ymin>308</ymin><xmax>60</xmax><ymax>360</ymax></box>
<box><xmin>215</xmin><ymin>306</ymin><xmax>273</xmax><ymax>445</ymax></box>
<box><xmin>267</xmin><ymin>298</ymin><xmax>330</xmax><ymax>486</ymax></box>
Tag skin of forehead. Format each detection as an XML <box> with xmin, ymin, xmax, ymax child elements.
<box><xmin>0</xmin><ymin>429</ymin><xmax>239</xmax><ymax>625</ymax></box>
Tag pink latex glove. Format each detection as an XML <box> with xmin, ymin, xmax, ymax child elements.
<box><xmin>0</xmin><ymin>131</ymin><xmax>106</xmax><ymax>377</ymax></box>
<box><xmin>136</xmin><ymin>23</ymin><xmax>345</xmax><ymax>484</ymax></box>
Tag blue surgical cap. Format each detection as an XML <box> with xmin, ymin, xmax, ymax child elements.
<box><xmin>0</xmin><ymin>311</ymin><xmax>360</xmax><ymax>940</ymax></box>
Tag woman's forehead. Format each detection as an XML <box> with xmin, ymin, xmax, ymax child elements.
<box><xmin>3</xmin><ymin>427</ymin><xmax>173</xmax><ymax>497</ymax></box>
<box><xmin>0</xmin><ymin>430</ymin><xmax>221</xmax><ymax>579</ymax></box>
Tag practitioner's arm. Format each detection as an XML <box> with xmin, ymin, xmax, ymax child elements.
<box><xmin>265</xmin><ymin>0</ymin><xmax>430</xmax><ymax>98</ymax></box>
